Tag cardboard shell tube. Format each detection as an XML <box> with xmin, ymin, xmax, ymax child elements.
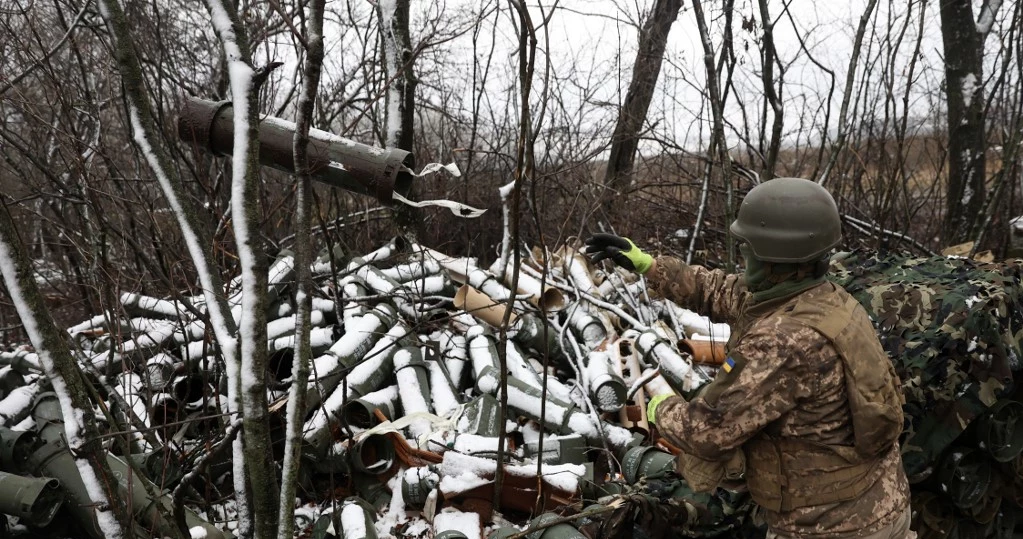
<box><xmin>502</xmin><ymin>268</ymin><xmax>566</xmax><ymax>312</ymax></box>
<box><xmin>454</xmin><ymin>284</ymin><xmax>517</xmax><ymax>327</ymax></box>
<box><xmin>679</xmin><ymin>339</ymin><xmax>727</xmax><ymax>365</ymax></box>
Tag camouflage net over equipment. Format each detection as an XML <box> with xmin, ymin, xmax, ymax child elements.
<box><xmin>830</xmin><ymin>250</ymin><xmax>1023</xmax><ymax>537</ymax></box>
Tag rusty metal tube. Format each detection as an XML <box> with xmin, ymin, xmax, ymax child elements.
<box><xmin>178</xmin><ymin>97</ymin><xmax>414</xmax><ymax>203</ymax></box>
<box><xmin>679</xmin><ymin>338</ymin><xmax>727</xmax><ymax>366</ymax></box>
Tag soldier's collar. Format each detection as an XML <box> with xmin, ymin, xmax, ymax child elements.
<box><xmin>746</xmin><ymin>280</ymin><xmax>830</xmax><ymax>314</ymax></box>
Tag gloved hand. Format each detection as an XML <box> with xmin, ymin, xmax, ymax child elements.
<box><xmin>584</xmin><ymin>233</ymin><xmax>654</xmax><ymax>274</ymax></box>
<box><xmin>646</xmin><ymin>393</ymin><xmax>674</xmax><ymax>425</ymax></box>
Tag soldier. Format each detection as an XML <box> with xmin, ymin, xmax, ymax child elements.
<box><xmin>585</xmin><ymin>178</ymin><xmax>914</xmax><ymax>538</ymax></box>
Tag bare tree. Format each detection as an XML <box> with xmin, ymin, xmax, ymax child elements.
<box><xmin>97</xmin><ymin>0</ymin><xmax>254</xmax><ymax>533</ymax></box>
<box><xmin>819</xmin><ymin>0</ymin><xmax>880</xmax><ymax>187</ymax></box>
<box><xmin>377</xmin><ymin>0</ymin><xmax>422</xmax><ymax>240</ymax></box>
<box><xmin>0</xmin><ymin>201</ymin><xmax>131</xmax><ymax>536</ymax></box>
<box><xmin>756</xmin><ymin>0</ymin><xmax>785</xmax><ymax>180</ymax></box>
<box><xmin>203</xmin><ymin>0</ymin><xmax>280</xmax><ymax>535</ymax></box>
<box><xmin>690</xmin><ymin>0</ymin><xmax>737</xmax><ymax>269</ymax></box>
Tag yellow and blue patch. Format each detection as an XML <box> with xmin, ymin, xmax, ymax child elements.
<box><xmin>722</xmin><ymin>357</ymin><xmax>736</xmax><ymax>373</ymax></box>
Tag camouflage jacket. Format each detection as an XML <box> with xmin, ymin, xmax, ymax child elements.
<box><xmin>647</xmin><ymin>257</ymin><xmax>910</xmax><ymax>537</ymax></box>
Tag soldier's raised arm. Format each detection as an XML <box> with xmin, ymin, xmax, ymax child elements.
<box><xmin>583</xmin><ymin>233</ymin><xmax>747</xmax><ymax>325</ymax></box>
<box><xmin>645</xmin><ymin>257</ymin><xmax>746</xmax><ymax>325</ymax></box>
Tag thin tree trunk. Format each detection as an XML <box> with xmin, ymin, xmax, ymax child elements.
<box><xmin>276</xmin><ymin>1</ymin><xmax>325</xmax><ymax>536</ymax></box>
<box><xmin>495</xmin><ymin>0</ymin><xmax>536</xmax><ymax>512</ymax></box>
<box><xmin>757</xmin><ymin>0</ymin><xmax>784</xmax><ymax>179</ymax></box>
<box><xmin>602</xmin><ymin>0</ymin><xmax>684</xmax><ymax>212</ymax></box>
<box><xmin>691</xmin><ymin>0</ymin><xmax>736</xmax><ymax>270</ymax></box>
<box><xmin>98</xmin><ymin>0</ymin><xmax>251</xmax><ymax>532</ymax></box>
<box><xmin>939</xmin><ymin>0</ymin><xmax>999</xmax><ymax>244</ymax></box>
<box><xmin>378</xmin><ymin>0</ymin><xmax>421</xmax><ymax>241</ymax></box>
<box><xmin>819</xmin><ymin>0</ymin><xmax>880</xmax><ymax>187</ymax></box>
<box><xmin>204</xmin><ymin>0</ymin><xmax>279</xmax><ymax>536</ymax></box>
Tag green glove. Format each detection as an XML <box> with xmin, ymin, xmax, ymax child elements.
<box><xmin>583</xmin><ymin>233</ymin><xmax>654</xmax><ymax>274</ymax></box>
<box><xmin>647</xmin><ymin>393</ymin><xmax>674</xmax><ymax>425</ymax></box>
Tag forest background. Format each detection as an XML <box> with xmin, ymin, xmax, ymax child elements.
<box><xmin>3</xmin><ymin>0</ymin><xmax>1021</xmax><ymax>327</ymax></box>
<box><xmin>0</xmin><ymin>0</ymin><xmax>1020</xmax><ymax>536</ymax></box>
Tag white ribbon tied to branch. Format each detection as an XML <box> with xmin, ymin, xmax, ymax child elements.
<box><xmin>392</xmin><ymin>162</ymin><xmax>487</xmax><ymax>218</ymax></box>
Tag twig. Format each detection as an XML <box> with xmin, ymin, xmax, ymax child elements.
<box><xmin>265</xmin><ymin>0</ymin><xmax>309</xmax><ymax>49</ymax></box>
<box><xmin>0</xmin><ymin>0</ymin><xmax>92</xmax><ymax>97</ymax></box>
<box><xmin>627</xmin><ymin>367</ymin><xmax>662</xmax><ymax>400</ymax></box>
<box><xmin>841</xmin><ymin>214</ymin><xmax>935</xmax><ymax>256</ymax></box>
<box><xmin>172</xmin><ymin>419</ymin><xmax>243</xmax><ymax>536</ymax></box>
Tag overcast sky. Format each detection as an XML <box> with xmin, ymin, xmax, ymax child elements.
<box><xmin>287</xmin><ymin>0</ymin><xmax>1008</xmax><ymax>154</ymax></box>
<box><xmin>431</xmin><ymin>0</ymin><xmax>959</xmax><ymax>150</ymax></box>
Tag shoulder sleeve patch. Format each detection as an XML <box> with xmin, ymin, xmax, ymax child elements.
<box><xmin>722</xmin><ymin>356</ymin><xmax>736</xmax><ymax>373</ymax></box>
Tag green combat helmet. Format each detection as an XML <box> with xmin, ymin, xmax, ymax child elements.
<box><xmin>730</xmin><ymin>177</ymin><xmax>842</xmax><ymax>262</ymax></box>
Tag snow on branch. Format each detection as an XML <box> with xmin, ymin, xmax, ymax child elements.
<box><xmin>976</xmin><ymin>0</ymin><xmax>1003</xmax><ymax>36</ymax></box>
<box><xmin>0</xmin><ymin>231</ymin><xmax>124</xmax><ymax>538</ymax></box>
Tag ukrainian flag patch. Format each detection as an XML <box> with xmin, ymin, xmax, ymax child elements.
<box><xmin>722</xmin><ymin>357</ymin><xmax>736</xmax><ymax>373</ymax></box>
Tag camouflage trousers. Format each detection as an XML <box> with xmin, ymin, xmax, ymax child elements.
<box><xmin>764</xmin><ymin>505</ymin><xmax>915</xmax><ymax>539</ymax></box>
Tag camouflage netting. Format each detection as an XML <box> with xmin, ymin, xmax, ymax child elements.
<box><xmin>828</xmin><ymin>250</ymin><xmax>1023</xmax><ymax>538</ymax></box>
<box><xmin>830</xmin><ymin>251</ymin><xmax>1023</xmax><ymax>477</ymax></box>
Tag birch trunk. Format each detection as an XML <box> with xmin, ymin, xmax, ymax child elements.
<box><xmin>204</xmin><ymin>0</ymin><xmax>279</xmax><ymax>535</ymax></box>
<box><xmin>377</xmin><ymin>0</ymin><xmax>421</xmax><ymax>241</ymax></box>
